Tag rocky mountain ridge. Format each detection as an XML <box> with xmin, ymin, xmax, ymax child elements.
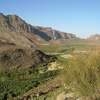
<box><xmin>0</xmin><ymin>13</ymin><xmax>77</xmax><ymax>47</ymax></box>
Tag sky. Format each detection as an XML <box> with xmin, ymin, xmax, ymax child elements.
<box><xmin>0</xmin><ymin>0</ymin><xmax>99</xmax><ymax>38</ymax></box>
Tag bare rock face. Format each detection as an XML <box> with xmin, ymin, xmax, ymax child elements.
<box><xmin>0</xmin><ymin>13</ymin><xmax>77</xmax><ymax>47</ymax></box>
<box><xmin>7</xmin><ymin>15</ymin><xmax>30</xmax><ymax>32</ymax></box>
<box><xmin>36</xmin><ymin>26</ymin><xmax>76</xmax><ymax>40</ymax></box>
<box><xmin>0</xmin><ymin>13</ymin><xmax>33</xmax><ymax>33</ymax></box>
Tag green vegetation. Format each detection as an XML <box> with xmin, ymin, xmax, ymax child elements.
<box><xmin>0</xmin><ymin>67</ymin><xmax>59</xmax><ymax>100</ymax></box>
<box><xmin>0</xmin><ymin>40</ymin><xmax>100</xmax><ymax>100</ymax></box>
<box><xmin>38</xmin><ymin>42</ymin><xmax>100</xmax><ymax>100</ymax></box>
<box><xmin>40</xmin><ymin>45</ymin><xmax>60</xmax><ymax>53</ymax></box>
<box><xmin>40</xmin><ymin>40</ymin><xmax>94</xmax><ymax>54</ymax></box>
<box><xmin>58</xmin><ymin>50</ymin><xmax>100</xmax><ymax>99</ymax></box>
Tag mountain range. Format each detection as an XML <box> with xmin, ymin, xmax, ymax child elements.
<box><xmin>0</xmin><ymin>13</ymin><xmax>99</xmax><ymax>70</ymax></box>
<box><xmin>0</xmin><ymin>13</ymin><xmax>77</xmax><ymax>47</ymax></box>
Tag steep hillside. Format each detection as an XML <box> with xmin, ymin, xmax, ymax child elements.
<box><xmin>0</xmin><ymin>13</ymin><xmax>59</xmax><ymax>74</ymax></box>
<box><xmin>0</xmin><ymin>47</ymin><xmax>52</xmax><ymax>71</ymax></box>
<box><xmin>36</xmin><ymin>26</ymin><xmax>76</xmax><ymax>40</ymax></box>
<box><xmin>0</xmin><ymin>13</ymin><xmax>49</xmax><ymax>47</ymax></box>
<box><xmin>0</xmin><ymin>13</ymin><xmax>59</xmax><ymax>100</ymax></box>
<box><xmin>0</xmin><ymin>13</ymin><xmax>77</xmax><ymax>47</ymax></box>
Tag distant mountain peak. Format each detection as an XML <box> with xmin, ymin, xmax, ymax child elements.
<box><xmin>88</xmin><ymin>34</ymin><xmax>100</xmax><ymax>41</ymax></box>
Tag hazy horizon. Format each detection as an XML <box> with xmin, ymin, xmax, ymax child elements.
<box><xmin>0</xmin><ymin>0</ymin><xmax>99</xmax><ymax>38</ymax></box>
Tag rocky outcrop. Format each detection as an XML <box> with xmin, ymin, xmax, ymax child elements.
<box><xmin>36</xmin><ymin>26</ymin><xmax>76</xmax><ymax>40</ymax></box>
<box><xmin>0</xmin><ymin>13</ymin><xmax>77</xmax><ymax>47</ymax></box>
<box><xmin>0</xmin><ymin>47</ymin><xmax>52</xmax><ymax>70</ymax></box>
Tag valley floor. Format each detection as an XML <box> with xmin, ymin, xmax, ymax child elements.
<box><xmin>0</xmin><ymin>40</ymin><xmax>100</xmax><ymax>100</ymax></box>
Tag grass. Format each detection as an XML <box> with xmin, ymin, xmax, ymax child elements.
<box><xmin>33</xmin><ymin>43</ymin><xmax>100</xmax><ymax>100</ymax></box>
<box><xmin>1</xmin><ymin>40</ymin><xmax>100</xmax><ymax>100</ymax></box>
<box><xmin>40</xmin><ymin>45</ymin><xmax>60</xmax><ymax>53</ymax></box>
<box><xmin>38</xmin><ymin>86</ymin><xmax>64</xmax><ymax>100</ymax></box>
<box><xmin>0</xmin><ymin>67</ymin><xmax>59</xmax><ymax>100</ymax></box>
<box><xmin>61</xmin><ymin>49</ymin><xmax>100</xmax><ymax>99</ymax></box>
<box><xmin>25</xmin><ymin>76</ymin><xmax>64</xmax><ymax>100</ymax></box>
<box><xmin>40</xmin><ymin>40</ymin><xmax>95</xmax><ymax>54</ymax></box>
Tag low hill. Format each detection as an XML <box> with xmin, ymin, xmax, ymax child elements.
<box><xmin>87</xmin><ymin>34</ymin><xmax>100</xmax><ymax>41</ymax></box>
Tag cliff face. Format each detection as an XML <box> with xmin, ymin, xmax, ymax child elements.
<box><xmin>0</xmin><ymin>13</ymin><xmax>35</xmax><ymax>33</ymax></box>
<box><xmin>0</xmin><ymin>13</ymin><xmax>50</xmax><ymax>47</ymax></box>
<box><xmin>35</xmin><ymin>26</ymin><xmax>76</xmax><ymax>40</ymax></box>
<box><xmin>0</xmin><ymin>13</ymin><xmax>77</xmax><ymax>47</ymax></box>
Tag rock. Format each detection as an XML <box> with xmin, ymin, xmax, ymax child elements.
<box><xmin>0</xmin><ymin>48</ymin><xmax>52</xmax><ymax>70</ymax></box>
<box><xmin>0</xmin><ymin>13</ymin><xmax>77</xmax><ymax>47</ymax></box>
